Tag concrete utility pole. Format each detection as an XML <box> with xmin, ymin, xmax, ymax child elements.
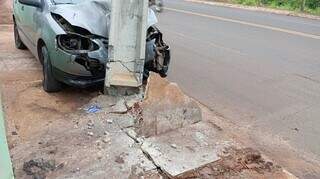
<box><xmin>105</xmin><ymin>0</ymin><xmax>148</xmax><ymax>94</ymax></box>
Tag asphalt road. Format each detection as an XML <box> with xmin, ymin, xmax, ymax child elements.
<box><xmin>159</xmin><ymin>0</ymin><xmax>320</xmax><ymax>175</ymax></box>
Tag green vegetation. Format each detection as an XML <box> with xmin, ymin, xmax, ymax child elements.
<box><xmin>232</xmin><ymin>0</ymin><xmax>320</xmax><ymax>15</ymax></box>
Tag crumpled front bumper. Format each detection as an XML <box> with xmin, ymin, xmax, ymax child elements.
<box><xmin>49</xmin><ymin>14</ymin><xmax>170</xmax><ymax>88</ymax></box>
<box><xmin>51</xmin><ymin>37</ymin><xmax>167</xmax><ymax>88</ymax></box>
<box><xmin>52</xmin><ymin>65</ymin><xmax>105</xmax><ymax>88</ymax></box>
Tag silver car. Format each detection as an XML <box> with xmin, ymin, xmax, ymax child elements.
<box><xmin>13</xmin><ymin>0</ymin><xmax>170</xmax><ymax>92</ymax></box>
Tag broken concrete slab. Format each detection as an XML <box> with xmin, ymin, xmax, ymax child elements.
<box><xmin>140</xmin><ymin>121</ymin><xmax>296</xmax><ymax>179</ymax></box>
<box><xmin>111</xmin><ymin>98</ymin><xmax>128</xmax><ymax>114</ymax></box>
<box><xmin>124</xmin><ymin>94</ymin><xmax>143</xmax><ymax>109</ymax></box>
<box><xmin>115</xmin><ymin>114</ymin><xmax>135</xmax><ymax>129</ymax></box>
<box><xmin>11</xmin><ymin>107</ymin><xmax>158</xmax><ymax>179</ymax></box>
<box><xmin>141</xmin><ymin>121</ymin><xmax>233</xmax><ymax>178</ymax></box>
<box><xmin>135</xmin><ymin>73</ymin><xmax>202</xmax><ymax>137</ymax></box>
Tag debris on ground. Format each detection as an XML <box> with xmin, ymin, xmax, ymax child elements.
<box><xmin>102</xmin><ymin>134</ymin><xmax>111</xmax><ymax>143</ymax></box>
<box><xmin>23</xmin><ymin>158</ymin><xmax>57</xmax><ymax>179</ymax></box>
<box><xmin>115</xmin><ymin>154</ymin><xmax>125</xmax><ymax>164</ymax></box>
<box><xmin>111</xmin><ymin>98</ymin><xmax>128</xmax><ymax>114</ymax></box>
<box><xmin>170</xmin><ymin>143</ymin><xmax>177</xmax><ymax>149</ymax></box>
<box><xmin>87</xmin><ymin>131</ymin><xmax>94</xmax><ymax>137</ymax></box>
<box><xmin>85</xmin><ymin>105</ymin><xmax>102</xmax><ymax>114</ymax></box>
<box><xmin>125</xmin><ymin>94</ymin><xmax>143</xmax><ymax>109</ymax></box>
<box><xmin>115</xmin><ymin>114</ymin><xmax>135</xmax><ymax>129</ymax></box>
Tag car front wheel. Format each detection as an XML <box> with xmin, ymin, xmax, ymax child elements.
<box><xmin>40</xmin><ymin>45</ymin><xmax>62</xmax><ymax>92</ymax></box>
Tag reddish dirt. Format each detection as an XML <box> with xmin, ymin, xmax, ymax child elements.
<box><xmin>178</xmin><ymin>147</ymin><xmax>288</xmax><ymax>179</ymax></box>
<box><xmin>0</xmin><ymin>26</ymin><xmax>100</xmax><ymax>149</ymax></box>
<box><xmin>0</xmin><ymin>0</ymin><xmax>13</xmax><ymax>24</ymax></box>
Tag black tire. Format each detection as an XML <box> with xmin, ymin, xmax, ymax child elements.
<box><xmin>41</xmin><ymin>45</ymin><xmax>62</xmax><ymax>92</ymax></box>
<box><xmin>14</xmin><ymin>21</ymin><xmax>27</xmax><ymax>50</ymax></box>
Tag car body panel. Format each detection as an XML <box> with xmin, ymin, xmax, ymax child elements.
<box><xmin>50</xmin><ymin>0</ymin><xmax>111</xmax><ymax>38</ymax></box>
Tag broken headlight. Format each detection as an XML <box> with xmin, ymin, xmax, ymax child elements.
<box><xmin>57</xmin><ymin>34</ymin><xmax>99</xmax><ymax>54</ymax></box>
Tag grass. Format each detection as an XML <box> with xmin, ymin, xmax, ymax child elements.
<box><xmin>230</xmin><ymin>0</ymin><xmax>320</xmax><ymax>16</ymax></box>
<box><xmin>233</xmin><ymin>0</ymin><xmax>257</xmax><ymax>6</ymax></box>
<box><xmin>305</xmin><ymin>7</ymin><xmax>320</xmax><ymax>15</ymax></box>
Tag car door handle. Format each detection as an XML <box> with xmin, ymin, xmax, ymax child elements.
<box><xmin>21</xmin><ymin>6</ymin><xmax>24</xmax><ymax>11</ymax></box>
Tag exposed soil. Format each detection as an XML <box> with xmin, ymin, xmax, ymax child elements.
<box><xmin>178</xmin><ymin>147</ymin><xmax>286</xmax><ymax>179</ymax></box>
<box><xmin>0</xmin><ymin>25</ymin><xmax>100</xmax><ymax>149</ymax></box>
<box><xmin>0</xmin><ymin>0</ymin><xmax>13</xmax><ymax>24</ymax></box>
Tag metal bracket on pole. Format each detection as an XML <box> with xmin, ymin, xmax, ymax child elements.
<box><xmin>105</xmin><ymin>0</ymin><xmax>148</xmax><ymax>93</ymax></box>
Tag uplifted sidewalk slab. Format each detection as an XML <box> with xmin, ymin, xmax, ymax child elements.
<box><xmin>141</xmin><ymin>122</ymin><xmax>233</xmax><ymax>178</ymax></box>
<box><xmin>135</xmin><ymin>73</ymin><xmax>202</xmax><ymax>137</ymax></box>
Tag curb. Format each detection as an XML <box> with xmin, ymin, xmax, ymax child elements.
<box><xmin>186</xmin><ymin>0</ymin><xmax>320</xmax><ymax>20</ymax></box>
<box><xmin>0</xmin><ymin>89</ymin><xmax>14</xmax><ymax>179</ymax></box>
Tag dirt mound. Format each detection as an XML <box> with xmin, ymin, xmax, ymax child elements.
<box><xmin>179</xmin><ymin>147</ymin><xmax>289</xmax><ymax>179</ymax></box>
<box><xmin>0</xmin><ymin>0</ymin><xmax>13</xmax><ymax>24</ymax></box>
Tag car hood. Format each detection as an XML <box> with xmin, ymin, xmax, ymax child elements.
<box><xmin>51</xmin><ymin>0</ymin><xmax>111</xmax><ymax>37</ymax></box>
<box><xmin>51</xmin><ymin>0</ymin><xmax>157</xmax><ymax>38</ymax></box>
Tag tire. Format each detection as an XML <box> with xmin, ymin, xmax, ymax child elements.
<box><xmin>155</xmin><ymin>0</ymin><xmax>164</xmax><ymax>12</ymax></box>
<box><xmin>41</xmin><ymin>45</ymin><xmax>62</xmax><ymax>92</ymax></box>
<box><xmin>14</xmin><ymin>21</ymin><xmax>27</xmax><ymax>50</ymax></box>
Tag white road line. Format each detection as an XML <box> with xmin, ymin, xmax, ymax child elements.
<box><xmin>165</xmin><ymin>7</ymin><xmax>320</xmax><ymax>40</ymax></box>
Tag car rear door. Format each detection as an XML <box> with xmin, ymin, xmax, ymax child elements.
<box><xmin>14</xmin><ymin>0</ymin><xmax>41</xmax><ymax>47</ymax></box>
<box><xmin>13</xmin><ymin>0</ymin><xmax>28</xmax><ymax>41</ymax></box>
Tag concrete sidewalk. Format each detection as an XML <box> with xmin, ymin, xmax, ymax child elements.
<box><xmin>4</xmin><ymin>74</ymin><xmax>297</xmax><ymax>178</ymax></box>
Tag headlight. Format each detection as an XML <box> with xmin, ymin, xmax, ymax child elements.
<box><xmin>57</xmin><ymin>34</ymin><xmax>99</xmax><ymax>54</ymax></box>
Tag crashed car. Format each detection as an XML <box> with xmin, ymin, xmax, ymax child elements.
<box><xmin>13</xmin><ymin>0</ymin><xmax>170</xmax><ymax>92</ymax></box>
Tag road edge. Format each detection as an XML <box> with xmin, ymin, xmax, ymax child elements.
<box><xmin>0</xmin><ymin>88</ymin><xmax>14</xmax><ymax>179</ymax></box>
<box><xmin>185</xmin><ymin>0</ymin><xmax>320</xmax><ymax>20</ymax></box>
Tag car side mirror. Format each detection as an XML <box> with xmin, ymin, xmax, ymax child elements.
<box><xmin>18</xmin><ymin>0</ymin><xmax>42</xmax><ymax>8</ymax></box>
